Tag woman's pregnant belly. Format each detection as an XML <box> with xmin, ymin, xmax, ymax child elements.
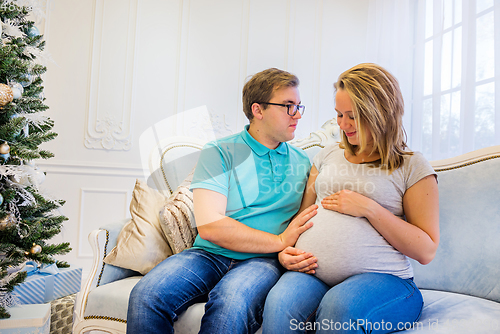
<box><xmin>294</xmin><ymin>206</ymin><xmax>411</xmax><ymax>286</ymax></box>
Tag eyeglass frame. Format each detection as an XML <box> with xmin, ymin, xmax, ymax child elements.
<box><xmin>256</xmin><ymin>102</ymin><xmax>305</xmax><ymax>117</ymax></box>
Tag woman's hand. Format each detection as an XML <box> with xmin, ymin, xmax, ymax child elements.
<box><xmin>279</xmin><ymin>246</ymin><xmax>317</xmax><ymax>274</ymax></box>
<box><xmin>321</xmin><ymin>189</ymin><xmax>374</xmax><ymax>217</ymax></box>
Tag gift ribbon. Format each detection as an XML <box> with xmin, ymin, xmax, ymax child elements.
<box><xmin>23</xmin><ymin>261</ymin><xmax>60</xmax><ymax>276</ymax></box>
<box><xmin>22</xmin><ymin>261</ymin><xmax>61</xmax><ymax>303</ymax></box>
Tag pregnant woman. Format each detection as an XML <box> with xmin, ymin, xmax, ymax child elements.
<box><xmin>262</xmin><ymin>63</ymin><xmax>439</xmax><ymax>334</ymax></box>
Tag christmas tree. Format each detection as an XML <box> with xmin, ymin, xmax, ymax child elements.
<box><xmin>0</xmin><ymin>0</ymin><xmax>71</xmax><ymax>318</ymax></box>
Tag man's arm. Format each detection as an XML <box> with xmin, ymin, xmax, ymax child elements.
<box><xmin>278</xmin><ymin>165</ymin><xmax>319</xmax><ymax>272</ymax></box>
<box><xmin>193</xmin><ymin>188</ymin><xmax>317</xmax><ymax>254</ymax></box>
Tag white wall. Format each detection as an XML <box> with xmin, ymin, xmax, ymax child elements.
<box><xmin>36</xmin><ymin>0</ymin><xmax>370</xmax><ymax>276</ymax></box>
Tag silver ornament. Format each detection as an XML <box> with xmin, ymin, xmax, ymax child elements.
<box><xmin>30</xmin><ymin>244</ymin><xmax>42</xmax><ymax>254</ymax></box>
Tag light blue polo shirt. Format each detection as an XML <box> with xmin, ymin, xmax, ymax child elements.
<box><xmin>190</xmin><ymin>125</ymin><xmax>311</xmax><ymax>260</ymax></box>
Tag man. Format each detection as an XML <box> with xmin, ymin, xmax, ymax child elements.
<box><xmin>127</xmin><ymin>68</ymin><xmax>317</xmax><ymax>334</ymax></box>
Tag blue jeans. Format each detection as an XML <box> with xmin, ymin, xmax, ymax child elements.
<box><xmin>262</xmin><ymin>272</ymin><xmax>423</xmax><ymax>334</ymax></box>
<box><xmin>127</xmin><ymin>248</ymin><xmax>283</xmax><ymax>334</ymax></box>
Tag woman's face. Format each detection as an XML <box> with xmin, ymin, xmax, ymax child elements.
<box><xmin>335</xmin><ymin>89</ymin><xmax>373</xmax><ymax>147</ymax></box>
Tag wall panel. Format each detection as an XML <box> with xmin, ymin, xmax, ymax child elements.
<box><xmin>182</xmin><ymin>0</ymin><xmax>246</xmax><ymax>131</ymax></box>
<box><xmin>85</xmin><ymin>0</ymin><xmax>138</xmax><ymax>150</ymax></box>
<box><xmin>78</xmin><ymin>188</ymin><xmax>130</xmax><ymax>257</ymax></box>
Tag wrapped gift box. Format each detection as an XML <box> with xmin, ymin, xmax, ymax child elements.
<box><xmin>50</xmin><ymin>294</ymin><xmax>76</xmax><ymax>334</ymax></box>
<box><xmin>0</xmin><ymin>303</ymin><xmax>50</xmax><ymax>334</ymax></box>
<box><xmin>13</xmin><ymin>266</ymin><xmax>82</xmax><ymax>304</ymax></box>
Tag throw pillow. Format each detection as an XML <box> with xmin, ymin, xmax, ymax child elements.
<box><xmin>104</xmin><ymin>179</ymin><xmax>171</xmax><ymax>275</ymax></box>
<box><xmin>159</xmin><ymin>170</ymin><xmax>198</xmax><ymax>254</ymax></box>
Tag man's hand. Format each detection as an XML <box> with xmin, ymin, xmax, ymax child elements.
<box><xmin>279</xmin><ymin>246</ymin><xmax>317</xmax><ymax>274</ymax></box>
<box><xmin>278</xmin><ymin>204</ymin><xmax>317</xmax><ymax>248</ymax></box>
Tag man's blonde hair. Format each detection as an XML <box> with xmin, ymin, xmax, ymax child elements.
<box><xmin>335</xmin><ymin>63</ymin><xmax>412</xmax><ymax>171</ymax></box>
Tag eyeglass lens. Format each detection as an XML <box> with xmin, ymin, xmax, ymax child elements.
<box><xmin>288</xmin><ymin>105</ymin><xmax>305</xmax><ymax>116</ymax></box>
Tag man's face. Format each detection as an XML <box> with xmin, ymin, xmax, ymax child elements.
<box><xmin>260</xmin><ymin>86</ymin><xmax>302</xmax><ymax>147</ymax></box>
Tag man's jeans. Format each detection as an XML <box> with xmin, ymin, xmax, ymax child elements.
<box><xmin>262</xmin><ymin>271</ymin><xmax>423</xmax><ymax>334</ymax></box>
<box><xmin>127</xmin><ymin>248</ymin><xmax>283</xmax><ymax>334</ymax></box>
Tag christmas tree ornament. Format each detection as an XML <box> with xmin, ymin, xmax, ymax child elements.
<box><xmin>10</xmin><ymin>172</ymin><xmax>30</xmax><ymax>186</ymax></box>
<box><xmin>27</xmin><ymin>26</ymin><xmax>40</xmax><ymax>37</ymax></box>
<box><xmin>0</xmin><ymin>84</ymin><xmax>14</xmax><ymax>106</ymax></box>
<box><xmin>0</xmin><ymin>153</ymin><xmax>10</xmax><ymax>161</ymax></box>
<box><xmin>20</xmin><ymin>74</ymin><xmax>34</xmax><ymax>88</ymax></box>
<box><xmin>0</xmin><ymin>193</ymin><xmax>3</xmax><ymax>206</ymax></box>
<box><xmin>30</xmin><ymin>244</ymin><xmax>42</xmax><ymax>254</ymax></box>
<box><xmin>0</xmin><ymin>213</ymin><xmax>16</xmax><ymax>231</ymax></box>
<box><xmin>0</xmin><ymin>142</ymin><xmax>10</xmax><ymax>154</ymax></box>
<box><xmin>1</xmin><ymin>19</ymin><xmax>24</xmax><ymax>38</ymax></box>
<box><xmin>30</xmin><ymin>168</ymin><xmax>46</xmax><ymax>185</ymax></box>
<box><xmin>9</xmin><ymin>82</ymin><xmax>24</xmax><ymax>98</ymax></box>
<box><xmin>7</xmin><ymin>262</ymin><xmax>26</xmax><ymax>275</ymax></box>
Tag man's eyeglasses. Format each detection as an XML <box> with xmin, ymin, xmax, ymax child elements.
<box><xmin>257</xmin><ymin>102</ymin><xmax>305</xmax><ymax>117</ymax></box>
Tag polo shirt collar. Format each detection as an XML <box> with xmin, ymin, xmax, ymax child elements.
<box><xmin>242</xmin><ymin>125</ymin><xmax>288</xmax><ymax>156</ymax></box>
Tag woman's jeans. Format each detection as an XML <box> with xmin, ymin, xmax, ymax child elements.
<box><xmin>126</xmin><ymin>248</ymin><xmax>283</xmax><ymax>334</ymax></box>
<box><xmin>262</xmin><ymin>272</ymin><xmax>423</xmax><ymax>334</ymax></box>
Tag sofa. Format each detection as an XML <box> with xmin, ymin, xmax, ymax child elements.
<box><xmin>73</xmin><ymin>120</ymin><xmax>500</xmax><ymax>334</ymax></box>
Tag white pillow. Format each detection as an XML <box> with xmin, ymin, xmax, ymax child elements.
<box><xmin>104</xmin><ymin>179</ymin><xmax>171</xmax><ymax>275</ymax></box>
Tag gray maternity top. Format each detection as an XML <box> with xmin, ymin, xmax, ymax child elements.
<box><xmin>295</xmin><ymin>144</ymin><xmax>436</xmax><ymax>286</ymax></box>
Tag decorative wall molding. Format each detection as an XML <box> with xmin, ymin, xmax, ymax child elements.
<box><xmin>84</xmin><ymin>0</ymin><xmax>138</xmax><ymax>150</ymax></box>
<box><xmin>185</xmin><ymin>111</ymin><xmax>233</xmax><ymax>141</ymax></box>
<box><xmin>36</xmin><ymin>160</ymin><xmax>144</xmax><ymax>178</ymax></box>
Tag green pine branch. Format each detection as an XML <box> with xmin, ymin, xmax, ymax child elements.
<box><xmin>1</xmin><ymin>0</ymin><xmax>72</xmax><ymax>318</ymax></box>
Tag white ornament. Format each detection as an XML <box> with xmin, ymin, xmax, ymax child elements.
<box><xmin>30</xmin><ymin>168</ymin><xmax>45</xmax><ymax>185</ymax></box>
<box><xmin>0</xmin><ymin>19</ymin><xmax>24</xmax><ymax>38</ymax></box>
<box><xmin>10</xmin><ymin>82</ymin><xmax>23</xmax><ymax>99</ymax></box>
<box><xmin>10</xmin><ymin>173</ymin><xmax>30</xmax><ymax>186</ymax></box>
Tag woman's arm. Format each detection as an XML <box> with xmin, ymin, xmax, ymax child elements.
<box><xmin>295</xmin><ymin>165</ymin><xmax>319</xmax><ymax>215</ymax></box>
<box><xmin>321</xmin><ymin>174</ymin><xmax>440</xmax><ymax>264</ymax></box>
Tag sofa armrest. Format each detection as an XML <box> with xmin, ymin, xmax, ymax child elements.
<box><xmin>74</xmin><ymin>227</ymin><xmax>110</xmax><ymax>327</ymax></box>
<box><xmin>74</xmin><ymin>219</ymin><xmax>138</xmax><ymax>327</ymax></box>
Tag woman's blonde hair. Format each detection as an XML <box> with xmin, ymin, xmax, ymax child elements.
<box><xmin>334</xmin><ymin>63</ymin><xmax>412</xmax><ymax>171</ymax></box>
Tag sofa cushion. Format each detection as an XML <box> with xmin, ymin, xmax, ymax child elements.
<box><xmin>84</xmin><ymin>276</ymin><xmax>142</xmax><ymax>322</ymax></box>
<box><xmin>104</xmin><ymin>180</ymin><xmax>171</xmax><ymax>275</ymax></box>
<box><xmin>159</xmin><ymin>168</ymin><xmax>197</xmax><ymax>254</ymax></box>
<box><xmin>411</xmin><ymin>156</ymin><xmax>500</xmax><ymax>303</ymax></box>
<box><xmin>83</xmin><ymin>281</ymin><xmax>500</xmax><ymax>333</ymax></box>
<box><xmin>83</xmin><ymin>276</ymin><xmax>263</xmax><ymax>334</ymax></box>
<box><xmin>407</xmin><ymin>289</ymin><xmax>500</xmax><ymax>333</ymax></box>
